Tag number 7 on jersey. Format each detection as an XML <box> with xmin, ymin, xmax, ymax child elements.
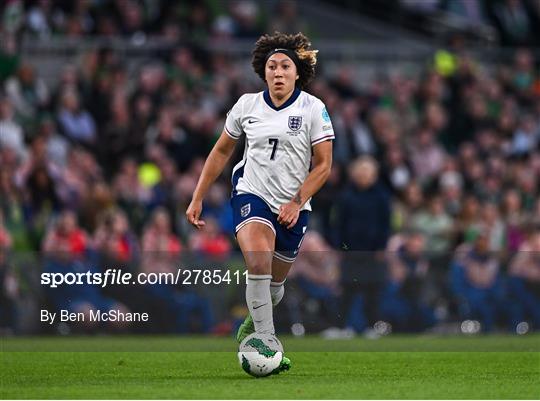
<box><xmin>269</xmin><ymin>138</ymin><xmax>279</xmax><ymax>160</ymax></box>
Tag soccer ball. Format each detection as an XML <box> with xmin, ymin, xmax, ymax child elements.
<box><xmin>237</xmin><ymin>333</ymin><xmax>283</xmax><ymax>377</ymax></box>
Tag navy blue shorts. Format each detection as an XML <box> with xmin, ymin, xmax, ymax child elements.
<box><xmin>231</xmin><ymin>193</ymin><xmax>309</xmax><ymax>263</ymax></box>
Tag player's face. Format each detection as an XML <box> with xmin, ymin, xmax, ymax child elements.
<box><xmin>265</xmin><ymin>53</ymin><xmax>299</xmax><ymax>98</ymax></box>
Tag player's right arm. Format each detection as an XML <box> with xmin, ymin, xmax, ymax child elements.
<box><xmin>186</xmin><ymin>131</ymin><xmax>237</xmax><ymax>229</ymax></box>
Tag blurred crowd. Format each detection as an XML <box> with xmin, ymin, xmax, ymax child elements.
<box><xmin>346</xmin><ymin>0</ymin><xmax>540</xmax><ymax>47</ymax></box>
<box><xmin>400</xmin><ymin>0</ymin><xmax>540</xmax><ymax>46</ymax></box>
<box><xmin>1</xmin><ymin>0</ymin><xmax>539</xmax><ymax>335</ymax></box>
<box><xmin>2</xmin><ymin>0</ymin><xmax>306</xmax><ymax>42</ymax></box>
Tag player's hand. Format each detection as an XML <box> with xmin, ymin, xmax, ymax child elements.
<box><xmin>278</xmin><ymin>202</ymin><xmax>300</xmax><ymax>230</ymax></box>
<box><xmin>186</xmin><ymin>200</ymin><xmax>206</xmax><ymax>229</ymax></box>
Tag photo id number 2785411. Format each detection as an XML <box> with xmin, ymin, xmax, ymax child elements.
<box><xmin>178</xmin><ymin>269</ymin><xmax>247</xmax><ymax>286</ymax></box>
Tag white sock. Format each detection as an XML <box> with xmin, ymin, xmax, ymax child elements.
<box><xmin>270</xmin><ymin>280</ymin><xmax>285</xmax><ymax>306</ymax></box>
<box><xmin>246</xmin><ymin>274</ymin><xmax>274</xmax><ymax>334</ymax></box>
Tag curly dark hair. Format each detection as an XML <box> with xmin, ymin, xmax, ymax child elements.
<box><xmin>252</xmin><ymin>32</ymin><xmax>318</xmax><ymax>90</ymax></box>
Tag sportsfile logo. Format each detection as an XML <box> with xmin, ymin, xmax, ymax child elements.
<box><xmin>41</xmin><ymin>268</ymin><xmax>248</xmax><ymax>288</ymax></box>
<box><xmin>41</xmin><ymin>269</ymin><xmax>131</xmax><ymax>288</ymax></box>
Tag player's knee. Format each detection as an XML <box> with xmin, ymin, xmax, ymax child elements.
<box><xmin>243</xmin><ymin>248</ymin><xmax>273</xmax><ymax>275</ymax></box>
<box><xmin>247</xmin><ymin>258</ymin><xmax>272</xmax><ymax>275</ymax></box>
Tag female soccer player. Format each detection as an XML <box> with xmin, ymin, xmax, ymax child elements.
<box><xmin>186</xmin><ymin>32</ymin><xmax>334</xmax><ymax>371</ymax></box>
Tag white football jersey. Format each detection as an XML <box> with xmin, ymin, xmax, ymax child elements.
<box><xmin>225</xmin><ymin>88</ymin><xmax>335</xmax><ymax>213</ymax></box>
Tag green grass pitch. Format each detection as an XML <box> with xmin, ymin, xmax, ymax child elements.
<box><xmin>1</xmin><ymin>335</ymin><xmax>539</xmax><ymax>399</ymax></box>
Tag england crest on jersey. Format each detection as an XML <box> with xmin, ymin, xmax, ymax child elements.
<box><xmin>240</xmin><ymin>203</ymin><xmax>251</xmax><ymax>217</ymax></box>
<box><xmin>288</xmin><ymin>116</ymin><xmax>302</xmax><ymax>131</ymax></box>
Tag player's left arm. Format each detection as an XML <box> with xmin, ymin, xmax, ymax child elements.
<box><xmin>277</xmin><ymin>140</ymin><xmax>332</xmax><ymax>229</ymax></box>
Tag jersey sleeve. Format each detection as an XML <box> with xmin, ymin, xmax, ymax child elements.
<box><xmin>310</xmin><ymin>100</ymin><xmax>335</xmax><ymax>146</ymax></box>
<box><xmin>224</xmin><ymin>96</ymin><xmax>244</xmax><ymax>140</ymax></box>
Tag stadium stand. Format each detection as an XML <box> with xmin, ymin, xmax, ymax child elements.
<box><xmin>0</xmin><ymin>0</ymin><xmax>539</xmax><ymax>336</ymax></box>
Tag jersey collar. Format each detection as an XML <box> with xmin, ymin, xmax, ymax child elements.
<box><xmin>263</xmin><ymin>87</ymin><xmax>301</xmax><ymax>111</ymax></box>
